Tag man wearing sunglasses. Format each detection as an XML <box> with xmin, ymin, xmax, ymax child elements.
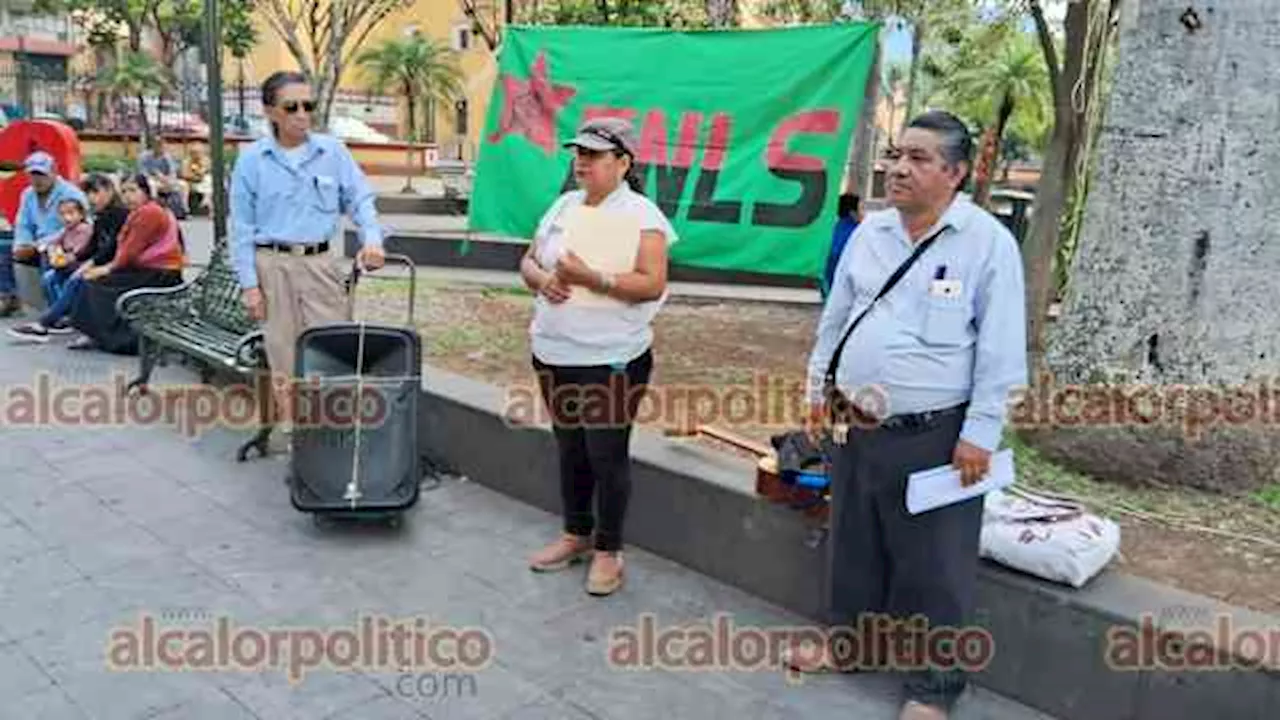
<box><xmin>229</xmin><ymin>70</ymin><xmax>386</xmax><ymax>431</ymax></box>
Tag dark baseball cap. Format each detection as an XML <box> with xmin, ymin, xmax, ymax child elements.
<box><xmin>563</xmin><ymin>117</ymin><xmax>636</xmax><ymax>157</ymax></box>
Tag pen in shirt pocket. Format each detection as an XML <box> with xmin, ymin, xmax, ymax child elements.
<box><xmin>934</xmin><ymin>265</ymin><xmax>947</xmax><ymax>280</ymax></box>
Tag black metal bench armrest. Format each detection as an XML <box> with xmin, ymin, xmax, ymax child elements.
<box><xmin>116</xmin><ymin>277</ymin><xmax>198</xmax><ymax>324</ymax></box>
<box><xmin>233</xmin><ymin>330</ymin><xmax>268</xmax><ymax>372</ymax></box>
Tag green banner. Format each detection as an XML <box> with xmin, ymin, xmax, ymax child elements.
<box><xmin>469</xmin><ymin>23</ymin><xmax>879</xmax><ymax>279</ymax></box>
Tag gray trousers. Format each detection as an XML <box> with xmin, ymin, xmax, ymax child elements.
<box><xmin>825</xmin><ymin>406</ymin><xmax>984</xmax><ymax>710</ymax></box>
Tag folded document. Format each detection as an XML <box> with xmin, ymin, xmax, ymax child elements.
<box><xmin>905</xmin><ymin>449</ymin><xmax>1015</xmax><ymax>515</ymax></box>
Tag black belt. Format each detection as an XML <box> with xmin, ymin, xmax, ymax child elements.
<box><xmin>851</xmin><ymin>403</ymin><xmax>967</xmax><ymax>432</ymax></box>
<box><xmin>257</xmin><ymin>241</ymin><xmax>329</xmax><ymax>256</ymax></box>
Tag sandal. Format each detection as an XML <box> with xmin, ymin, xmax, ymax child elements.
<box><xmin>529</xmin><ymin>534</ymin><xmax>592</xmax><ymax>572</ymax></box>
<box><xmin>586</xmin><ymin>551</ymin><xmax>624</xmax><ymax>596</ymax></box>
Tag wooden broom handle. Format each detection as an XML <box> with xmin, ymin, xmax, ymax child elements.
<box><xmin>693</xmin><ymin>425</ymin><xmax>773</xmax><ymax>458</ymax></box>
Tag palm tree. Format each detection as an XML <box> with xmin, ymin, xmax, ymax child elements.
<box><xmin>938</xmin><ymin>32</ymin><xmax>1050</xmax><ymax>206</ymax></box>
<box><xmin>97</xmin><ymin>51</ymin><xmax>171</xmax><ymax>145</ymax></box>
<box><xmin>357</xmin><ymin>32</ymin><xmax>464</xmax><ymax>192</ymax></box>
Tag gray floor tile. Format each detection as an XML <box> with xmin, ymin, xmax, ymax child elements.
<box><xmin>0</xmin><ymin>578</ymin><xmax>130</xmax><ymax>643</ymax></box>
<box><xmin>19</xmin><ymin>616</ymin><xmax>123</xmax><ymax>685</ymax></box>
<box><xmin>0</xmin><ymin>516</ymin><xmax>49</xmax><ymax>561</ymax></box>
<box><xmin>142</xmin><ymin>689</ymin><xmax>262</xmax><ymax>720</ymax></box>
<box><xmin>322</xmin><ymin>692</ymin><xmax>428</xmax><ymax>720</ymax></box>
<box><xmin>0</xmin><ymin>547</ymin><xmax>87</xmax><ymax>602</ymax></box>
<box><xmin>495</xmin><ymin>696</ymin><xmax>600</xmax><ymax>720</ymax></box>
<box><xmin>218</xmin><ymin>669</ymin><xmax>387</xmax><ymax>720</ymax></box>
<box><xmin>0</xmin><ymin>686</ymin><xmax>90</xmax><ymax>720</ymax></box>
<box><xmin>59</xmin><ymin>522</ymin><xmax>172</xmax><ymax>577</ymax></box>
<box><xmin>0</xmin><ymin>641</ymin><xmax>56</xmax><ymax>700</ymax></box>
<box><xmin>57</xmin><ymin>672</ymin><xmax>196</xmax><ymax>720</ymax></box>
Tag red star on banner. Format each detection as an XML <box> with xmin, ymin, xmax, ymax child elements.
<box><xmin>487</xmin><ymin>52</ymin><xmax>577</xmax><ymax>154</ymax></box>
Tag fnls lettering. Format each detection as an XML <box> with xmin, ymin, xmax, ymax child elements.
<box><xmin>561</xmin><ymin>107</ymin><xmax>841</xmax><ymax>229</ymax></box>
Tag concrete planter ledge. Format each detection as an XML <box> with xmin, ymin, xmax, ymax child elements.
<box><xmin>416</xmin><ymin>364</ymin><xmax>1278</xmax><ymax>720</ymax></box>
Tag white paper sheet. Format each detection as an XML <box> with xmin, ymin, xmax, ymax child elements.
<box><xmin>905</xmin><ymin>449</ymin><xmax>1015</xmax><ymax>515</ymax></box>
<box><xmin>558</xmin><ymin>204</ymin><xmax>641</xmax><ymax>306</ymax></box>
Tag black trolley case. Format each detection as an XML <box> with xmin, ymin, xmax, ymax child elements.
<box><xmin>287</xmin><ymin>253</ymin><xmax>421</xmax><ymax>527</ymax></box>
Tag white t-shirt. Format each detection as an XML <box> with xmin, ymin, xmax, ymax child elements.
<box><xmin>529</xmin><ymin>185</ymin><xmax>678</xmax><ymax>367</ymax></box>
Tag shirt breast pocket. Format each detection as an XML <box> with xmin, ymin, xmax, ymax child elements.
<box><xmin>920</xmin><ymin>295</ymin><xmax>971</xmax><ymax>346</ymax></box>
<box><xmin>313</xmin><ymin>175</ymin><xmax>340</xmax><ymax>212</ymax></box>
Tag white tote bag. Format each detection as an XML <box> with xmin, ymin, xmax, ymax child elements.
<box><xmin>979</xmin><ymin>486</ymin><xmax>1121</xmax><ymax>588</ymax></box>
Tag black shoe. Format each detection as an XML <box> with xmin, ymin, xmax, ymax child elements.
<box><xmin>46</xmin><ymin>319</ymin><xmax>75</xmax><ymax>335</ymax></box>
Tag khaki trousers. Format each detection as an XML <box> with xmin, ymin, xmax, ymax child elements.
<box><xmin>255</xmin><ymin>250</ymin><xmax>349</xmax><ymax>417</ymax></box>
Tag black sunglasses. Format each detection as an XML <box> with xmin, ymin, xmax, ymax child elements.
<box><xmin>279</xmin><ymin>100</ymin><xmax>316</xmax><ymax>114</ymax></box>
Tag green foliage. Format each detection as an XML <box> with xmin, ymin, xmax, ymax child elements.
<box><xmin>222</xmin><ymin>0</ymin><xmax>258</xmax><ymax>59</ymax></box>
<box><xmin>82</xmin><ymin>153</ymin><xmax>132</xmax><ymax>173</ymax></box>
<box><xmin>755</xmin><ymin>0</ymin><xmax>847</xmax><ymax>23</ymax></box>
<box><xmin>515</xmin><ymin>0</ymin><xmax>713</xmax><ymax>27</ymax></box>
<box><xmin>924</xmin><ymin>17</ymin><xmax>1053</xmax><ymax>153</ymax></box>
<box><xmin>1254</xmin><ymin>484</ymin><xmax>1280</xmax><ymax>510</ymax></box>
<box><xmin>97</xmin><ymin>51</ymin><xmax>170</xmax><ymax>97</ymax></box>
<box><xmin>357</xmin><ymin>34</ymin><xmax>464</xmax><ymax>141</ymax></box>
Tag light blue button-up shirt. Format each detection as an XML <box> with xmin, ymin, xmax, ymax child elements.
<box><xmin>805</xmin><ymin>193</ymin><xmax>1028</xmax><ymax>452</ymax></box>
<box><xmin>13</xmin><ymin>177</ymin><xmax>88</xmax><ymax>246</ymax></box>
<box><xmin>228</xmin><ymin>131</ymin><xmax>383</xmax><ymax>289</ymax></box>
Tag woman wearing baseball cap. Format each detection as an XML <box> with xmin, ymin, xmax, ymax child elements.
<box><xmin>519</xmin><ymin>117</ymin><xmax>677</xmax><ymax>596</ymax></box>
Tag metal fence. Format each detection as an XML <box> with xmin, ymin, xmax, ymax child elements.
<box><xmin>0</xmin><ymin>62</ymin><xmax>220</xmax><ymax>136</ymax></box>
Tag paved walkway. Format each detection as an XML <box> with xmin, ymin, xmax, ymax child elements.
<box><xmin>0</xmin><ymin>319</ymin><xmax>1054</xmax><ymax>719</ymax></box>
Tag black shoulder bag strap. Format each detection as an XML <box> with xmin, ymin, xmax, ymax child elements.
<box><xmin>822</xmin><ymin>224</ymin><xmax>949</xmax><ymax>417</ymax></box>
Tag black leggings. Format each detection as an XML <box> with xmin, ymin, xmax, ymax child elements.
<box><xmin>533</xmin><ymin>349</ymin><xmax>653</xmax><ymax>552</ymax></box>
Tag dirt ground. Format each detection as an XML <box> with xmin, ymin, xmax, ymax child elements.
<box><xmin>356</xmin><ymin>279</ymin><xmax>1280</xmax><ymax>617</ymax></box>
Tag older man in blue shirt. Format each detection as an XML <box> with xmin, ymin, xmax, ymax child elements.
<box><xmin>230</xmin><ymin>70</ymin><xmax>385</xmax><ymax>425</ymax></box>
<box><xmin>788</xmin><ymin>111</ymin><xmax>1027</xmax><ymax>720</ymax></box>
<box><xmin>0</xmin><ymin>151</ymin><xmax>88</xmax><ymax>317</ymax></box>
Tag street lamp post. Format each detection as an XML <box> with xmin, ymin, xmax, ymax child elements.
<box><xmin>203</xmin><ymin>0</ymin><xmax>227</xmax><ymax>246</ymax></box>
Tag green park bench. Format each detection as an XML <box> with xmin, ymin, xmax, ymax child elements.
<box><xmin>116</xmin><ymin>236</ymin><xmax>274</xmax><ymax>462</ymax></box>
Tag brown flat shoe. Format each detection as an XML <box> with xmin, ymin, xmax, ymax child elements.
<box><xmin>899</xmin><ymin>701</ymin><xmax>948</xmax><ymax>720</ymax></box>
<box><xmin>585</xmin><ymin>551</ymin><xmax>624</xmax><ymax>596</ymax></box>
<box><xmin>529</xmin><ymin>534</ymin><xmax>591</xmax><ymax>572</ymax></box>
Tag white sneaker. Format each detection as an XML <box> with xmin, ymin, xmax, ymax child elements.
<box><xmin>8</xmin><ymin>323</ymin><xmax>50</xmax><ymax>343</ymax></box>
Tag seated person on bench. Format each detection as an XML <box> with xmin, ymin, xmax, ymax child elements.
<box><xmin>64</xmin><ymin>174</ymin><xmax>185</xmax><ymax>353</ymax></box>
<box><xmin>0</xmin><ymin>151</ymin><xmax>87</xmax><ymax>317</ymax></box>
<box><xmin>9</xmin><ymin>184</ymin><xmax>117</xmax><ymax>342</ymax></box>
<box><xmin>137</xmin><ymin>136</ymin><xmax>188</xmax><ymax>218</ymax></box>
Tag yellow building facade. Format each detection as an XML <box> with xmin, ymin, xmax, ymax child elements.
<box><xmin>236</xmin><ymin>0</ymin><xmax>501</xmax><ymax>161</ymax></box>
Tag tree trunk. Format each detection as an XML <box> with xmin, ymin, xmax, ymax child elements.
<box><xmin>237</xmin><ymin>60</ymin><xmax>247</xmax><ymax>124</ymax></box>
<box><xmin>136</xmin><ymin>92</ymin><xmax>151</xmax><ymax>145</ymax></box>
<box><xmin>706</xmin><ymin>0</ymin><xmax>737</xmax><ymax>26</ymax></box>
<box><xmin>1023</xmin><ymin>0</ymin><xmax>1092</xmax><ymax>369</ymax></box>
<box><xmin>973</xmin><ymin>92</ymin><xmax>1014</xmax><ymax>207</ymax></box>
<box><xmin>845</xmin><ymin>32</ymin><xmax>883</xmax><ymax>196</ymax></box>
<box><xmin>901</xmin><ymin>20</ymin><xmax>923</xmax><ymax>136</ymax></box>
<box><xmin>405</xmin><ymin>83</ymin><xmax>416</xmax><ymax>140</ymax></box>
